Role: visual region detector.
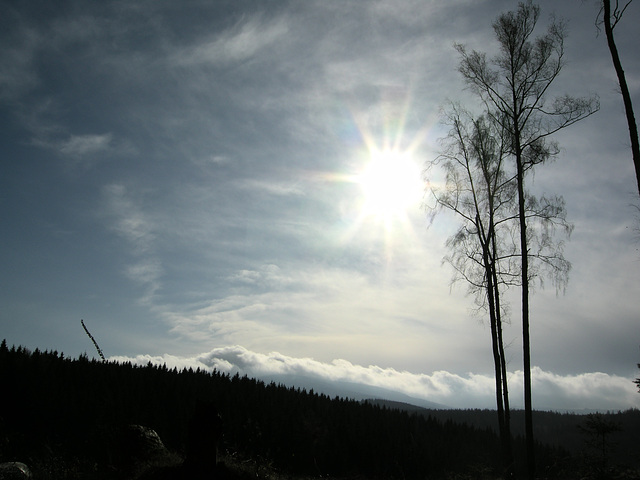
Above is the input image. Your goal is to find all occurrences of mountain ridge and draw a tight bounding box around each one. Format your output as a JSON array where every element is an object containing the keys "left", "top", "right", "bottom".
[{"left": 257, "top": 373, "right": 449, "bottom": 409}]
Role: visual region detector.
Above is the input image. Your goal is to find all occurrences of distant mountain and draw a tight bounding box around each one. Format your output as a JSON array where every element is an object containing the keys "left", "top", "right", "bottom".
[
  {"left": 257, "top": 373, "right": 449, "bottom": 410},
  {"left": 365, "top": 398, "right": 436, "bottom": 413}
]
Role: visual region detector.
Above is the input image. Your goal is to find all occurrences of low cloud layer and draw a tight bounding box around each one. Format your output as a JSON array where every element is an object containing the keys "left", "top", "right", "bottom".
[{"left": 111, "top": 345, "right": 640, "bottom": 412}]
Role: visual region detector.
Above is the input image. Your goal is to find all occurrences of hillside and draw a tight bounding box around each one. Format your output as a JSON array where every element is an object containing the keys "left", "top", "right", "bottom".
[
  {"left": 262, "top": 373, "right": 448, "bottom": 409},
  {"left": 369, "top": 399, "right": 640, "bottom": 467},
  {"left": 0, "top": 341, "right": 638, "bottom": 479}
]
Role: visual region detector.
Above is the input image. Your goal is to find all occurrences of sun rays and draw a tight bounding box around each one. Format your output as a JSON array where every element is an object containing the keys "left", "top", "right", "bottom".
[{"left": 329, "top": 88, "right": 432, "bottom": 262}]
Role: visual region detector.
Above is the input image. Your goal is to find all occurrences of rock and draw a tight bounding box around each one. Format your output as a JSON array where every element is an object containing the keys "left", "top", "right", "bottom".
[
  {"left": 0, "top": 462, "right": 32, "bottom": 480},
  {"left": 123, "top": 424, "right": 170, "bottom": 461},
  {"left": 116, "top": 424, "right": 177, "bottom": 476}
]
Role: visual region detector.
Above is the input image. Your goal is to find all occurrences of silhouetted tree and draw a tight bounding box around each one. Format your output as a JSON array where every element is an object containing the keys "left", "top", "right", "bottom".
[
  {"left": 428, "top": 105, "right": 516, "bottom": 475},
  {"left": 454, "top": 2, "right": 599, "bottom": 478},
  {"left": 597, "top": 0, "right": 640, "bottom": 196}
]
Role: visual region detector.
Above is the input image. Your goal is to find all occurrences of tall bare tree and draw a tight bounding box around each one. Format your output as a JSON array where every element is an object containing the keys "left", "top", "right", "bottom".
[
  {"left": 598, "top": 0, "right": 640, "bottom": 196},
  {"left": 428, "top": 105, "right": 516, "bottom": 475},
  {"left": 454, "top": 2, "right": 598, "bottom": 477}
]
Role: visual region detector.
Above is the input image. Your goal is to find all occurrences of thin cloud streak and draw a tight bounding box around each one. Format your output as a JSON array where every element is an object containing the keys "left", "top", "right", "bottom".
[
  {"left": 111, "top": 345, "right": 640, "bottom": 411},
  {"left": 58, "top": 133, "right": 113, "bottom": 157},
  {"left": 102, "top": 183, "right": 163, "bottom": 306},
  {"left": 170, "top": 16, "right": 289, "bottom": 67}
]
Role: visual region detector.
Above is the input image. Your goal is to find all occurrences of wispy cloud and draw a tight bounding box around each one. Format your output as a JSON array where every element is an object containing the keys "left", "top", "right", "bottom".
[
  {"left": 170, "top": 16, "right": 289, "bottom": 67},
  {"left": 227, "top": 264, "right": 291, "bottom": 287},
  {"left": 237, "top": 178, "right": 306, "bottom": 197},
  {"left": 58, "top": 133, "right": 113, "bottom": 157},
  {"left": 125, "top": 259, "right": 163, "bottom": 289},
  {"left": 103, "top": 183, "right": 163, "bottom": 305},
  {"left": 160, "top": 262, "right": 432, "bottom": 344},
  {"left": 103, "top": 184, "right": 156, "bottom": 254},
  {"left": 111, "top": 344, "right": 640, "bottom": 411},
  {"left": 28, "top": 130, "right": 117, "bottom": 169}
]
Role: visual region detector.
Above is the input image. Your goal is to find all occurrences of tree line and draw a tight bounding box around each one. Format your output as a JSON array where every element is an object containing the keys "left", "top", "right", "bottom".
[{"left": 0, "top": 340, "right": 596, "bottom": 479}]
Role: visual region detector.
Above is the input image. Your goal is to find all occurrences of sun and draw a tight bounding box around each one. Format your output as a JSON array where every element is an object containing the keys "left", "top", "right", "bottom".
[{"left": 356, "top": 150, "right": 423, "bottom": 224}]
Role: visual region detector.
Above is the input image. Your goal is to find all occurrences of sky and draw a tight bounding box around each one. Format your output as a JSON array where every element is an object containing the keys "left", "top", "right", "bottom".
[{"left": 1, "top": 0, "right": 639, "bottom": 412}]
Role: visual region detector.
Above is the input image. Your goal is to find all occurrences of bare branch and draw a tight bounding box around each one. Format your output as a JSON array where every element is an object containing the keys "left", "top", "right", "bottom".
[{"left": 81, "top": 319, "right": 106, "bottom": 362}]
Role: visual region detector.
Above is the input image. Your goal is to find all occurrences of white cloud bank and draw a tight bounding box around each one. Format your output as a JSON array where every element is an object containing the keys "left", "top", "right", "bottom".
[{"left": 110, "top": 345, "right": 640, "bottom": 412}]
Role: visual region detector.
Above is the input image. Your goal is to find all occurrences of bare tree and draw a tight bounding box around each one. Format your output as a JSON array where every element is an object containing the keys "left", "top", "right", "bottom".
[
  {"left": 428, "top": 105, "right": 516, "bottom": 475},
  {"left": 597, "top": 0, "right": 640, "bottom": 196},
  {"left": 428, "top": 103, "right": 574, "bottom": 477},
  {"left": 454, "top": 2, "right": 598, "bottom": 477}
]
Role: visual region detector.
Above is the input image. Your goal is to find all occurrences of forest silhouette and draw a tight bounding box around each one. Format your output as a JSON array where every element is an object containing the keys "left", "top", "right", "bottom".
[{"left": 1, "top": 340, "right": 638, "bottom": 479}]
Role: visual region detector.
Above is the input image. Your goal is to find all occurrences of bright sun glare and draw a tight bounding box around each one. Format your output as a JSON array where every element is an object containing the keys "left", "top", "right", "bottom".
[{"left": 356, "top": 150, "right": 423, "bottom": 223}]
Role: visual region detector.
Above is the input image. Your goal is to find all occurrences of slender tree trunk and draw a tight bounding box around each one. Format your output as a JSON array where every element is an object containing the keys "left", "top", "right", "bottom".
[
  {"left": 479, "top": 136, "right": 514, "bottom": 476},
  {"left": 488, "top": 276, "right": 506, "bottom": 429},
  {"left": 603, "top": 0, "right": 640, "bottom": 196},
  {"left": 486, "top": 259, "right": 507, "bottom": 460},
  {"left": 491, "top": 240, "right": 514, "bottom": 476},
  {"left": 514, "top": 123, "right": 535, "bottom": 480},
  {"left": 478, "top": 218, "right": 508, "bottom": 467}
]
